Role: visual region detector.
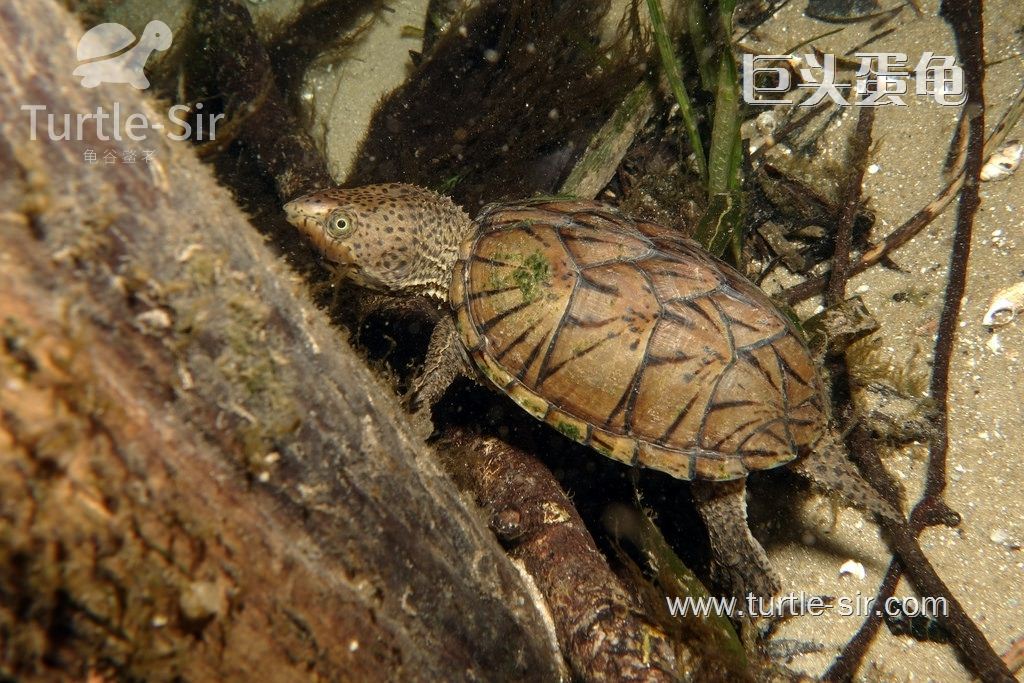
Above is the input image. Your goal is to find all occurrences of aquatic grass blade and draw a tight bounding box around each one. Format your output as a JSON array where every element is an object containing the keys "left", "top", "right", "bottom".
[
  {"left": 605, "top": 504, "right": 749, "bottom": 673},
  {"left": 693, "top": 0, "right": 745, "bottom": 259},
  {"left": 646, "top": 0, "right": 708, "bottom": 182},
  {"left": 684, "top": 0, "right": 716, "bottom": 91}
]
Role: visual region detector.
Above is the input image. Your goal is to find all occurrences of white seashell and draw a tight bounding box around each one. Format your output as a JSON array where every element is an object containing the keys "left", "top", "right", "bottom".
[
  {"left": 990, "top": 529, "right": 1022, "bottom": 550},
  {"left": 983, "top": 281, "right": 1024, "bottom": 326},
  {"left": 980, "top": 140, "right": 1023, "bottom": 181},
  {"left": 839, "top": 559, "right": 866, "bottom": 580},
  {"left": 755, "top": 111, "right": 777, "bottom": 136},
  {"left": 135, "top": 308, "right": 172, "bottom": 331}
]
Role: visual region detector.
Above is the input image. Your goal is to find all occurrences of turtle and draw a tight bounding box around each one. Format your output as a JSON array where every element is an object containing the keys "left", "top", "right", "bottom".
[
  {"left": 284, "top": 183, "right": 898, "bottom": 598},
  {"left": 73, "top": 20, "right": 172, "bottom": 89}
]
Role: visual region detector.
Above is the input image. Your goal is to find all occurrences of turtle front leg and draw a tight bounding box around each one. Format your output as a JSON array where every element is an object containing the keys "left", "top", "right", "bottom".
[
  {"left": 692, "top": 479, "right": 781, "bottom": 600},
  {"left": 409, "top": 314, "right": 468, "bottom": 422}
]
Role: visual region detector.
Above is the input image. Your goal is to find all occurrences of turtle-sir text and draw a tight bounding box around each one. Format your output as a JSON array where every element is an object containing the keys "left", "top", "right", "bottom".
[{"left": 21, "top": 102, "right": 223, "bottom": 143}]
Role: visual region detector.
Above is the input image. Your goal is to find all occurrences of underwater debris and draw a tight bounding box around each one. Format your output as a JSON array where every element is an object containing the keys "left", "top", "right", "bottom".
[
  {"left": 751, "top": 164, "right": 875, "bottom": 274},
  {"left": 982, "top": 281, "right": 1024, "bottom": 327},
  {"left": 802, "top": 295, "right": 879, "bottom": 356},
  {"left": 805, "top": 0, "right": 881, "bottom": 23},
  {"left": 883, "top": 607, "right": 951, "bottom": 644},
  {"left": 980, "top": 140, "right": 1023, "bottom": 181},
  {"left": 839, "top": 559, "right": 866, "bottom": 580},
  {"left": 989, "top": 528, "right": 1022, "bottom": 551}
]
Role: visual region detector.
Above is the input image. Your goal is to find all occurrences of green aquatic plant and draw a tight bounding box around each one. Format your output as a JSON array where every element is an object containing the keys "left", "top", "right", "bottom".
[
  {"left": 646, "top": 0, "right": 744, "bottom": 261},
  {"left": 647, "top": 0, "right": 707, "bottom": 182},
  {"left": 511, "top": 251, "right": 551, "bottom": 303}
]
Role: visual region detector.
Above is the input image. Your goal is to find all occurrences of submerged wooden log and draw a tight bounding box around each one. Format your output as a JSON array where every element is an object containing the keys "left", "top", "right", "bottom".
[
  {"left": 441, "top": 430, "right": 681, "bottom": 681},
  {"left": 0, "top": 1, "right": 561, "bottom": 680}
]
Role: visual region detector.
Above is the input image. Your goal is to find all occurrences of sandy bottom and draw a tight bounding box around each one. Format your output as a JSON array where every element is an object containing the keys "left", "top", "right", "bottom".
[
  {"left": 300, "top": 0, "right": 430, "bottom": 181},
  {"left": 748, "top": 1, "right": 1024, "bottom": 680}
]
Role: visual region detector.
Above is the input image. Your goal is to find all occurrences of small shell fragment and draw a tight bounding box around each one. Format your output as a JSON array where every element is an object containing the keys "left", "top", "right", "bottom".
[
  {"left": 135, "top": 308, "right": 172, "bottom": 333},
  {"left": 839, "top": 559, "right": 866, "bottom": 580},
  {"left": 755, "top": 111, "right": 777, "bottom": 135},
  {"left": 989, "top": 529, "right": 1022, "bottom": 550},
  {"left": 980, "top": 140, "right": 1023, "bottom": 181},
  {"left": 983, "top": 281, "right": 1024, "bottom": 327}
]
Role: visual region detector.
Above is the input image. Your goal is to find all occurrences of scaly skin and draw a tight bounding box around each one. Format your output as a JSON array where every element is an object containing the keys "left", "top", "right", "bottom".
[
  {"left": 285, "top": 182, "right": 478, "bottom": 420},
  {"left": 284, "top": 183, "right": 475, "bottom": 301}
]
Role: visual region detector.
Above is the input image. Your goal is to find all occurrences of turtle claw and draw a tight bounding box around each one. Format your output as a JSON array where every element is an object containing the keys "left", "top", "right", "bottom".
[
  {"left": 408, "top": 316, "right": 467, "bottom": 419},
  {"left": 714, "top": 560, "right": 782, "bottom": 605},
  {"left": 410, "top": 402, "right": 438, "bottom": 438}
]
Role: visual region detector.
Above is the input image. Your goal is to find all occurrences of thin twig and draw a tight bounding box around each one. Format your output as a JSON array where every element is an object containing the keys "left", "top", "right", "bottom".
[
  {"left": 736, "top": 0, "right": 792, "bottom": 44},
  {"left": 825, "top": 106, "right": 875, "bottom": 306},
  {"left": 779, "top": 78, "right": 1024, "bottom": 305},
  {"left": 811, "top": 105, "right": 889, "bottom": 681},
  {"left": 904, "top": 11, "right": 1011, "bottom": 675},
  {"left": 823, "top": 1, "right": 1015, "bottom": 680},
  {"left": 822, "top": 429, "right": 907, "bottom": 682},
  {"left": 826, "top": 429, "right": 1006, "bottom": 681}
]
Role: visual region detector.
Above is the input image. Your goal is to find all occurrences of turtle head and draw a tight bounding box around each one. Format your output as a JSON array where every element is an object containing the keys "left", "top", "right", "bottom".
[
  {"left": 141, "top": 20, "right": 172, "bottom": 52},
  {"left": 284, "top": 183, "right": 475, "bottom": 300}
]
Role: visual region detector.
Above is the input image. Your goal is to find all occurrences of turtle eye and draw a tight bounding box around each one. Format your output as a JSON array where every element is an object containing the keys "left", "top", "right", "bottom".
[{"left": 325, "top": 212, "right": 353, "bottom": 238}]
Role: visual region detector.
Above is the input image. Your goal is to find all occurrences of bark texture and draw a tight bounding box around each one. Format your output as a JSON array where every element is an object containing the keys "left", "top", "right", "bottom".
[
  {"left": 441, "top": 430, "right": 684, "bottom": 682},
  {"left": 0, "top": 2, "right": 561, "bottom": 680}
]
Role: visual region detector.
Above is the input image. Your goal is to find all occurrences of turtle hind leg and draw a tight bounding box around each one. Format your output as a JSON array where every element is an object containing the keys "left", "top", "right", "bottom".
[
  {"left": 791, "top": 445, "right": 902, "bottom": 522},
  {"left": 692, "top": 478, "right": 781, "bottom": 600},
  {"left": 408, "top": 315, "right": 468, "bottom": 424}
]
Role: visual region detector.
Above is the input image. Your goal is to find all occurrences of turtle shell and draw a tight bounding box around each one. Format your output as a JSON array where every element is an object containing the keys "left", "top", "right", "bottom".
[
  {"left": 450, "top": 200, "right": 827, "bottom": 481},
  {"left": 77, "top": 23, "right": 137, "bottom": 62}
]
